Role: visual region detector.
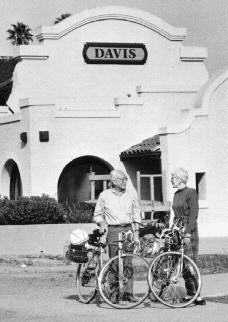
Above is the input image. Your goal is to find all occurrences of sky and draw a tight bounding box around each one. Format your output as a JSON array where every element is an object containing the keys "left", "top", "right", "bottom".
[{"left": 0, "top": 0, "right": 227, "bottom": 76}]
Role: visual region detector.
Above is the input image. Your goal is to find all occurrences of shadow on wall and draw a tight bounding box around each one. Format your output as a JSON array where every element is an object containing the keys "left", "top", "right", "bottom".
[{"left": 123, "top": 157, "right": 161, "bottom": 196}]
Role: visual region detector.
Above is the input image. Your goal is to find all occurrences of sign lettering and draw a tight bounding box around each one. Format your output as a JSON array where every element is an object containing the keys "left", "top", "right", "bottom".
[{"left": 83, "top": 43, "right": 147, "bottom": 64}]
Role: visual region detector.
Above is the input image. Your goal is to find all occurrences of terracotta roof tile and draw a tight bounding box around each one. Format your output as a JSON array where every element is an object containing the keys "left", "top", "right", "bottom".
[{"left": 120, "top": 135, "right": 160, "bottom": 159}]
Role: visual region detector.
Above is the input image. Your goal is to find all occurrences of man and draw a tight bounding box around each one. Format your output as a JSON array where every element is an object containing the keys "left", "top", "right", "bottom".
[{"left": 93, "top": 169, "right": 141, "bottom": 302}]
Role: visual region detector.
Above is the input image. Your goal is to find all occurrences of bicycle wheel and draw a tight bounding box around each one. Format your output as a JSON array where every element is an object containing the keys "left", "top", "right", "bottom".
[
  {"left": 148, "top": 251, "right": 202, "bottom": 308},
  {"left": 76, "top": 249, "right": 99, "bottom": 303},
  {"left": 98, "top": 253, "right": 149, "bottom": 309}
]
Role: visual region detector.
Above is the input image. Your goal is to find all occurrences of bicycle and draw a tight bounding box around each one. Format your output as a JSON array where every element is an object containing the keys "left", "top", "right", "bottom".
[
  {"left": 73, "top": 228, "right": 149, "bottom": 309},
  {"left": 75, "top": 229, "right": 106, "bottom": 304},
  {"left": 147, "top": 221, "right": 202, "bottom": 308},
  {"left": 97, "top": 229, "right": 149, "bottom": 309}
]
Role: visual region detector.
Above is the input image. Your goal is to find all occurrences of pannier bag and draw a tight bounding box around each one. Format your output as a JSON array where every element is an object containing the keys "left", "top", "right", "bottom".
[
  {"left": 141, "top": 234, "right": 164, "bottom": 257},
  {"left": 67, "top": 244, "right": 88, "bottom": 263},
  {"left": 67, "top": 229, "right": 89, "bottom": 263}
]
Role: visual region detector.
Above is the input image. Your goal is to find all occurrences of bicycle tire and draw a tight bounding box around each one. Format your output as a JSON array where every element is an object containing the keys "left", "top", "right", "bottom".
[
  {"left": 98, "top": 253, "right": 149, "bottom": 309},
  {"left": 76, "top": 249, "right": 99, "bottom": 303},
  {"left": 148, "top": 251, "right": 202, "bottom": 308}
]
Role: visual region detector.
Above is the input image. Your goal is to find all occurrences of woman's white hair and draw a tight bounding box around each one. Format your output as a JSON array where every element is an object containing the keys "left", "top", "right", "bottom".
[{"left": 171, "top": 167, "right": 189, "bottom": 184}]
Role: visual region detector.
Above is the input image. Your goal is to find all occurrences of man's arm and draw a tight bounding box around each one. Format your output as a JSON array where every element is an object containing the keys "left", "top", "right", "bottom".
[
  {"left": 169, "top": 208, "right": 174, "bottom": 228},
  {"left": 131, "top": 196, "right": 141, "bottom": 241},
  {"left": 132, "top": 196, "right": 141, "bottom": 224},
  {"left": 93, "top": 193, "right": 107, "bottom": 233}
]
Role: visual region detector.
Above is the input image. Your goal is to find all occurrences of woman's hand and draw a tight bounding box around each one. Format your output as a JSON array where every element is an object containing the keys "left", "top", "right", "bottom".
[{"left": 184, "top": 234, "right": 191, "bottom": 246}]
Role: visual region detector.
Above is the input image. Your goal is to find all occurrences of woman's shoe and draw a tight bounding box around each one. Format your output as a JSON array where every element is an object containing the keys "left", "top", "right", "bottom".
[
  {"left": 182, "top": 296, "right": 193, "bottom": 303},
  {"left": 194, "top": 297, "right": 206, "bottom": 305},
  {"left": 111, "top": 296, "right": 119, "bottom": 304}
]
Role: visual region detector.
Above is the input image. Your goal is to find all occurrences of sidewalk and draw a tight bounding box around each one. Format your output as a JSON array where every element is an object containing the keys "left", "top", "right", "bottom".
[
  {"left": 2, "top": 261, "right": 226, "bottom": 298},
  {"left": 201, "top": 273, "right": 228, "bottom": 297}
]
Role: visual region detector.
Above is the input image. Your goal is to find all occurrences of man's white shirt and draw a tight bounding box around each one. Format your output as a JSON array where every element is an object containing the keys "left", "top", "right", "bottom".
[{"left": 94, "top": 188, "right": 141, "bottom": 226}]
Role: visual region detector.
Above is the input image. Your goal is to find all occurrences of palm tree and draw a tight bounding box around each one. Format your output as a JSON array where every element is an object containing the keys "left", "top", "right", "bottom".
[
  {"left": 54, "top": 13, "right": 71, "bottom": 24},
  {"left": 6, "top": 22, "right": 33, "bottom": 46}
]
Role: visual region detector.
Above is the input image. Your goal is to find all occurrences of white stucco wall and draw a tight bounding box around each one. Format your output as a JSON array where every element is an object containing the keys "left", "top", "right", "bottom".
[
  {"left": 0, "top": 112, "right": 32, "bottom": 196},
  {"left": 1, "top": 7, "right": 208, "bottom": 196},
  {"left": 2, "top": 6, "right": 226, "bottom": 238},
  {"left": 160, "top": 70, "right": 228, "bottom": 237},
  {"left": 0, "top": 224, "right": 225, "bottom": 256},
  {"left": 8, "top": 6, "right": 208, "bottom": 113}
]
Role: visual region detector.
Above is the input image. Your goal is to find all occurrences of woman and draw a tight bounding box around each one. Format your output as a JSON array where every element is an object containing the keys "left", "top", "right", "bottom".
[{"left": 171, "top": 167, "right": 206, "bottom": 305}]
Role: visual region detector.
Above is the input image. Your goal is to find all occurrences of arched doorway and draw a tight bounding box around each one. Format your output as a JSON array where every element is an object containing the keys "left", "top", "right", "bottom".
[
  {"left": 58, "top": 155, "right": 113, "bottom": 204},
  {"left": 2, "top": 159, "right": 22, "bottom": 199}
]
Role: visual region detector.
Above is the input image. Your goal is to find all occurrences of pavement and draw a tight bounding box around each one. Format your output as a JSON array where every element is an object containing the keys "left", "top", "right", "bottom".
[
  {"left": 200, "top": 273, "right": 228, "bottom": 298},
  {"left": 0, "top": 263, "right": 228, "bottom": 322}
]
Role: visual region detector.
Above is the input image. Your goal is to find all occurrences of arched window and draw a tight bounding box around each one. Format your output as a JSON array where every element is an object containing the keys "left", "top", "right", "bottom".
[
  {"left": 10, "top": 163, "right": 22, "bottom": 200},
  {"left": 1, "top": 159, "right": 22, "bottom": 199},
  {"left": 58, "top": 155, "right": 113, "bottom": 204}
]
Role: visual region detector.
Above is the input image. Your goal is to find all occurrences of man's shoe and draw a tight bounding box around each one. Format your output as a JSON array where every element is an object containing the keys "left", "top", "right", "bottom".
[
  {"left": 122, "top": 292, "right": 138, "bottom": 303},
  {"left": 110, "top": 291, "right": 119, "bottom": 304},
  {"left": 194, "top": 297, "right": 206, "bottom": 305},
  {"left": 111, "top": 296, "right": 119, "bottom": 304},
  {"left": 148, "top": 291, "right": 158, "bottom": 302}
]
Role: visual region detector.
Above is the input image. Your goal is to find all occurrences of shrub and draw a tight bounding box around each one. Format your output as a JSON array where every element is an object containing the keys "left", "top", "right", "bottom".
[
  {"left": 197, "top": 254, "right": 228, "bottom": 274},
  {"left": 0, "top": 195, "right": 67, "bottom": 225},
  {"left": 62, "top": 201, "right": 94, "bottom": 223},
  {"left": 0, "top": 196, "right": 94, "bottom": 224}
]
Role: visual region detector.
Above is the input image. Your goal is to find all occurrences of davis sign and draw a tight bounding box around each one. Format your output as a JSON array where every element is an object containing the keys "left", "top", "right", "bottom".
[{"left": 83, "top": 42, "right": 147, "bottom": 64}]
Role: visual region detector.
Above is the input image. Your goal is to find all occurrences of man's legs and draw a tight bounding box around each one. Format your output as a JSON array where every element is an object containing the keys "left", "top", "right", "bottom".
[{"left": 106, "top": 225, "right": 136, "bottom": 302}]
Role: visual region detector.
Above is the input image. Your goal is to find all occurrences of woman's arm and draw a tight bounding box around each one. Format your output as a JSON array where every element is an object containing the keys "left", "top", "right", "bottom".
[{"left": 185, "top": 188, "right": 199, "bottom": 234}]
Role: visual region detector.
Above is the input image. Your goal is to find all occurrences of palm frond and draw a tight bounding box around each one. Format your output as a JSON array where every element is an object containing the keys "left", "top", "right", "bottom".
[
  {"left": 6, "top": 22, "right": 33, "bottom": 46},
  {"left": 54, "top": 13, "right": 71, "bottom": 24}
]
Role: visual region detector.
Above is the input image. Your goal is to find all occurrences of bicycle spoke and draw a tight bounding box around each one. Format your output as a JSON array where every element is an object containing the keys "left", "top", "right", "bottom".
[
  {"left": 76, "top": 250, "right": 99, "bottom": 303},
  {"left": 98, "top": 254, "right": 149, "bottom": 309},
  {"left": 148, "top": 252, "right": 201, "bottom": 308}
]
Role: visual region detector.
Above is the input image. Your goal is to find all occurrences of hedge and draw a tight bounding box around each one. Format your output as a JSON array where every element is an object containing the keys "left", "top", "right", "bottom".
[
  {"left": 0, "top": 195, "right": 94, "bottom": 225},
  {"left": 63, "top": 201, "right": 94, "bottom": 224}
]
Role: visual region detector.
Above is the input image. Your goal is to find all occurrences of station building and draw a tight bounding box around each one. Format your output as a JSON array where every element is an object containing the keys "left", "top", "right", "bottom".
[{"left": 0, "top": 6, "right": 227, "bottom": 237}]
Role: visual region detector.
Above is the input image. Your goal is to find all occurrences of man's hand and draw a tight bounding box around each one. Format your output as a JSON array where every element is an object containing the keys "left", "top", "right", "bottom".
[
  {"left": 133, "top": 227, "right": 141, "bottom": 252},
  {"left": 133, "top": 235, "right": 140, "bottom": 244},
  {"left": 98, "top": 221, "right": 107, "bottom": 234},
  {"left": 133, "top": 236, "right": 141, "bottom": 253}
]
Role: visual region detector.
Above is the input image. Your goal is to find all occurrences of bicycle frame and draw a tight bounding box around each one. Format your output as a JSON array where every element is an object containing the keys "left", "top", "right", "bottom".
[
  {"left": 117, "top": 230, "right": 134, "bottom": 298},
  {"left": 83, "top": 230, "right": 135, "bottom": 291},
  {"left": 87, "top": 244, "right": 106, "bottom": 287},
  {"left": 77, "top": 228, "right": 145, "bottom": 306},
  {"left": 157, "top": 221, "right": 195, "bottom": 283}
]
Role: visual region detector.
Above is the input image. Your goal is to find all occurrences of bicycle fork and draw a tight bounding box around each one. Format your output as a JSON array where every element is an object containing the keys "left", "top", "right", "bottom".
[
  {"left": 118, "top": 252, "right": 125, "bottom": 298},
  {"left": 169, "top": 251, "right": 184, "bottom": 283}
]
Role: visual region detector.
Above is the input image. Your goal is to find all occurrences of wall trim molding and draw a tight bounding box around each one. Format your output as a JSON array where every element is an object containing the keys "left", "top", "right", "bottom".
[
  {"left": 55, "top": 109, "right": 120, "bottom": 118},
  {"left": 136, "top": 84, "right": 199, "bottom": 94},
  {"left": 35, "top": 7, "right": 186, "bottom": 42},
  {"left": 180, "top": 46, "right": 207, "bottom": 62},
  {"left": 0, "top": 113, "right": 21, "bottom": 125},
  {"left": 114, "top": 97, "right": 143, "bottom": 106},
  {"left": 12, "top": 45, "right": 49, "bottom": 61}
]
